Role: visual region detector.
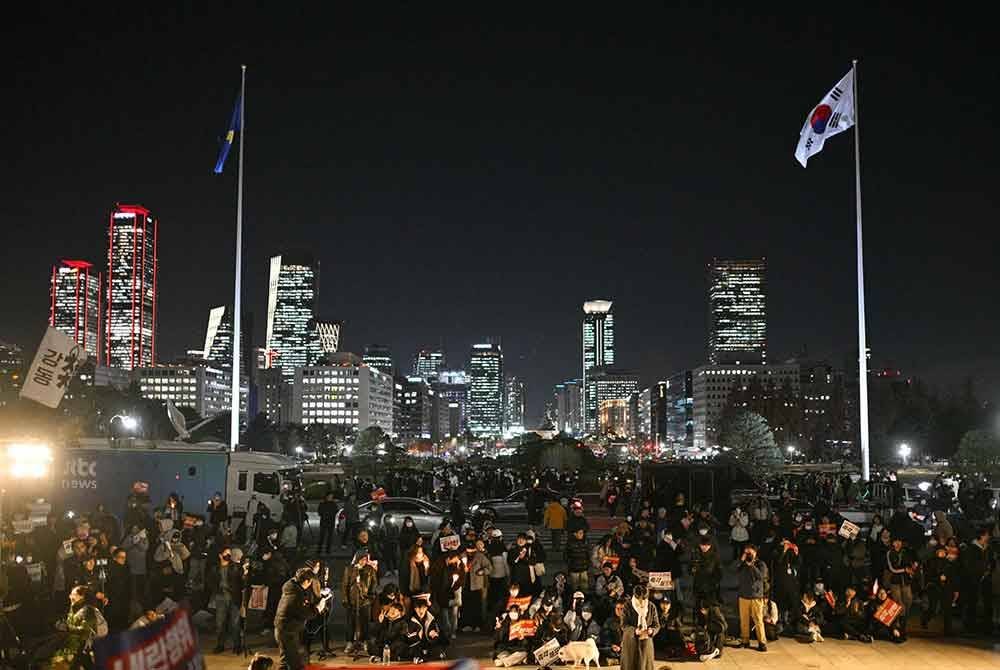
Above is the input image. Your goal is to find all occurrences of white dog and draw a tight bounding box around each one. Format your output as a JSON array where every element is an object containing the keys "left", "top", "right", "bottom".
[{"left": 557, "top": 638, "right": 601, "bottom": 669}]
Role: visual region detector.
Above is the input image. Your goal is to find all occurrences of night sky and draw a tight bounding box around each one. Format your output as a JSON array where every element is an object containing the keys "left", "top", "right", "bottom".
[{"left": 2, "top": 6, "right": 997, "bottom": 425}]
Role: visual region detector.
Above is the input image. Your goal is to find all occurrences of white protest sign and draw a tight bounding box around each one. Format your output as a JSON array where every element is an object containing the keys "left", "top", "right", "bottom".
[
  {"left": 838, "top": 520, "right": 860, "bottom": 540},
  {"left": 439, "top": 534, "right": 461, "bottom": 552},
  {"left": 19, "top": 327, "right": 88, "bottom": 408},
  {"left": 534, "top": 637, "right": 562, "bottom": 667},
  {"left": 648, "top": 571, "right": 673, "bottom": 590}
]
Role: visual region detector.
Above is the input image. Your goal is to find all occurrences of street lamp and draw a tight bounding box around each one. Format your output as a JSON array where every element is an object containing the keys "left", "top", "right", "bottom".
[
  {"left": 111, "top": 413, "right": 139, "bottom": 432},
  {"left": 898, "top": 443, "right": 911, "bottom": 466}
]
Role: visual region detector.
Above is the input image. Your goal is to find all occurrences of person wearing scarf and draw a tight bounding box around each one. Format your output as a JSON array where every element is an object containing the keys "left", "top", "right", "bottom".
[{"left": 620, "top": 585, "right": 659, "bottom": 670}]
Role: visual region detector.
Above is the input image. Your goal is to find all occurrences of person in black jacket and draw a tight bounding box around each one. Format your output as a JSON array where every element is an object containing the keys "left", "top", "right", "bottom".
[
  {"left": 369, "top": 601, "right": 410, "bottom": 662},
  {"left": 959, "top": 526, "right": 990, "bottom": 635},
  {"left": 564, "top": 528, "right": 591, "bottom": 593},
  {"left": 105, "top": 548, "right": 133, "bottom": 633},
  {"left": 207, "top": 547, "right": 245, "bottom": 654},
  {"left": 692, "top": 536, "right": 721, "bottom": 609},
  {"left": 507, "top": 534, "right": 535, "bottom": 592},
  {"left": 317, "top": 493, "right": 338, "bottom": 556},
  {"left": 493, "top": 604, "right": 531, "bottom": 667},
  {"left": 275, "top": 568, "right": 327, "bottom": 670},
  {"left": 922, "top": 544, "right": 958, "bottom": 634},
  {"left": 406, "top": 597, "right": 448, "bottom": 661}
]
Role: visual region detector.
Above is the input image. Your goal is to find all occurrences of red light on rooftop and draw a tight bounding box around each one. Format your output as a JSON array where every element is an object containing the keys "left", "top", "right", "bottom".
[
  {"left": 61, "top": 260, "right": 93, "bottom": 270},
  {"left": 115, "top": 204, "right": 151, "bottom": 215}
]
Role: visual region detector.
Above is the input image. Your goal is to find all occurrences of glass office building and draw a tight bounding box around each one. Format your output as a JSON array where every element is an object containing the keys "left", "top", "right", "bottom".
[
  {"left": 106, "top": 204, "right": 158, "bottom": 370},
  {"left": 468, "top": 342, "right": 504, "bottom": 437},
  {"left": 51, "top": 260, "right": 101, "bottom": 362},
  {"left": 708, "top": 258, "right": 767, "bottom": 365}
]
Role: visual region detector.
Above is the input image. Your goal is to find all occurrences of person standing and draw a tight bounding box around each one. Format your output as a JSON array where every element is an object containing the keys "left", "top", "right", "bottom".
[
  {"left": 207, "top": 547, "right": 245, "bottom": 654},
  {"left": 884, "top": 537, "right": 914, "bottom": 633},
  {"left": 736, "top": 544, "right": 768, "bottom": 652},
  {"left": 275, "top": 568, "right": 326, "bottom": 670},
  {"left": 342, "top": 550, "right": 378, "bottom": 654},
  {"left": 105, "top": 548, "right": 133, "bottom": 633},
  {"left": 342, "top": 494, "right": 359, "bottom": 549},
  {"left": 460, "top": 540, "right": 491, "bottom": 632},
  {"left": 620, "top": 585, "right": 659, "bottom": 670},
  {"left": 959, "top": 526, "right": 990, "bottom": 635},
  {"left": 564, "top": 528, "right": 591, "bottom": 593},
  {"left": 543, "top": 498, "right": 567, "bottom": 553},
  {"left": 729, "top": 506, "right": 750, "bottom": 561},
  {"left": 317, "top": 492, "right": 338, "bottom": 555}
]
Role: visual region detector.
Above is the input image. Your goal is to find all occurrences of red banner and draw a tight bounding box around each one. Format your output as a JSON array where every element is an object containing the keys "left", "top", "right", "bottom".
[
  {"left": 874, "top": 598, "right": 903, "bottom": 626},
  {"left": 509, "top": 619, "right": 538, "bottom": 640}
]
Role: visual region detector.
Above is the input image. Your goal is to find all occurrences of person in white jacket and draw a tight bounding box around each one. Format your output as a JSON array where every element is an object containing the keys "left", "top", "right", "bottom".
[{"left": 729, "top": 506, "right": 750, "bottom": 561}]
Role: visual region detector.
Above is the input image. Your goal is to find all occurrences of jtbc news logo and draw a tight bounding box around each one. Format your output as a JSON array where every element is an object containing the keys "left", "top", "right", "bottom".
[{"left": 62, "top": 458, "right": 98, "bottom": 489}]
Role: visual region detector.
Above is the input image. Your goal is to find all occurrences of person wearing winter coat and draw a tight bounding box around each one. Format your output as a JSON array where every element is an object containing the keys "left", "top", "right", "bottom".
[
  {"left": 693, "top": 597, "right": 727, "bottom": 662},
  {"left": 460, "top": 541, "right": 491, "bottom": 632},
  {"left": 121, "top": 524, "right": 150, "bottom": 600},
  {"left": 691, "top": 536, "right": 721, "bottom": 608},
  {"left": 599, "top": 599, "right": 626, "bottom": 664},
  {"left": 206, "top": 547, "right": 245, "bottom": 654},
  {"left": 793, "top": 592, "right": 825, "bottom": 642},
  {"left": 620, "top": 585, "right": 659, "bottom": 670},
  {"left": 729, "top": 506, "right": 750, "bottom": 560},
  {"left": 532, "top": 612, "right": 570, "bottom": 668},
  {"left": 771, "top": 540, "right": 800, "bottom": 623},
  {"left": 429, "top": 552, "right": 465, "bottom": 639},
  {"left": 342, "top": 550, "right": 378, "bottom": 654},
  {"left": 836, "top": 586, "right": 872, "bottom": 641},
  {"left": 368, "top": 601, "right": 410, "bottom": 662},
  {"left": 566, "top": 601, "right": 600, "bottom": 642},
  {"left": 931, "top": 511, "right": 954, "bottom": 546},
  {"left": 543, "top": 499, "right": 568, "bottom": 553},
  {"left": 406, "top": 597, "right": 449, "bottom": 661},
  {"left": 507, "top": 534, "right": 536, "bottom": 592},
  {"left": 564, "top": 528, "right": 591, "bottom": 592},
  {"left": 493, "top": 604, "right": 531, "bottom": 667},
  {"left": 868, "top": 588, "right": 906, "bottom": 642}
]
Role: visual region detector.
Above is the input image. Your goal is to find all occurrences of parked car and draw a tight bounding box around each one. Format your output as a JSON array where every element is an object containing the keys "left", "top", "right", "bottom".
[
  {"left": 470, "top": 487, "right": 567, "bottom": 522},
  {"left": 336, "top": 497, "right": 448, "bottom": 536}
]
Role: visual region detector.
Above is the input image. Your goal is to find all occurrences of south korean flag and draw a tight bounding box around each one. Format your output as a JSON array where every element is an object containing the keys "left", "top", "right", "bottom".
[{"left": 795, "top": 69, "right": 855, "bottom": 167}]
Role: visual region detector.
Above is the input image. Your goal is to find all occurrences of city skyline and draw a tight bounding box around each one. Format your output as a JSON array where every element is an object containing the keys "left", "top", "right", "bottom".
[{"left": 2, "top": 7, "right": 998, "bottom": 426}]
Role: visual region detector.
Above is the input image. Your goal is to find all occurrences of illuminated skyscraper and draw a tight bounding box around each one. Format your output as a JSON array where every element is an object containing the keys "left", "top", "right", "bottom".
[
  {"left": 50, "top": 260, "right": 101, "bottom": 362},
  {"left": 203, "top": 306, "right": 231, "bottom": 364},
  {"left": 505, "top": 375, "right": 526, "bottom": 434},
  {"left": 315, "top": 321, "right": 342, "bottom": 358},
  {"left": 363, "top": 344, "right": 394, "bottom": 375},
  {"left": 468, "top": 342, "right": 503, "bottom": 437},
  {"left": 708, "top": 258, "right": 767, "bottom": 365},
  {"left": 412, "top": 349, "right": 445, "bottom": 381},
  {"left": 582, "top": 300, "right": 615, "bottom": 433},
  {"left": 265, "top": 253, "right": 320, "bottom": 379},
  {"left": 554, "top": 379, "right": 583, "bottom": 435},
  {"left": 106, "top": 204, "right": 158, "bottom": 370}
]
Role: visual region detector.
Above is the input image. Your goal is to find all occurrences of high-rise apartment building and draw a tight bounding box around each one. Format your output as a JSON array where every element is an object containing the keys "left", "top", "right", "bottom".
[
  {"left": 708, "top": 258, "right": 767, "bottom": 365},
  {"left": 265, "top": 254, "right": 320, "bottom": 379},
  {"left": 106, "top": 204, "right": 158, "bottom": 370},
  {"left": 363, "top": 345, "right": 394, "bottom": 376},
  {"left": 582, "top": 300, "right": 615, "bottom": 432},
  {"left": 412, "top": 349, "right": 446, "bottom": 381},
  {"left": 505, "top": 375, "right": 526, "bottom": 435},
  {"left": 553, "top": 379, "right": 583, "bottom": 435},
  {"left": 50, "top": 260, "right": 101, "bottom": 362},
  {"left": 468, "top": 342, "right": 503, "bottom": 437}
]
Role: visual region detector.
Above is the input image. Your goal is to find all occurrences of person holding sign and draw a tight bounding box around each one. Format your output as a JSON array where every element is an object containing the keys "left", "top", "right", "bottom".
[
  {"left": 493, "top": 604, "right": 531, "bottom": 667},
  {"left": 532, "top": 612, "right": 569, "bottom": 669},
  {"left": 868, "top": 588, "right": 906, "bottom": 643},
  {"left": 620, "top": 585, "right": 659, "bottom": 670}
]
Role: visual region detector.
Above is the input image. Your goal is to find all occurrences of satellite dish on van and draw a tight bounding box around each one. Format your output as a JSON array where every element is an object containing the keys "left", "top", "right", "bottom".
[{"left": 166, "top": 400, "right": 190, "bottom": 440}]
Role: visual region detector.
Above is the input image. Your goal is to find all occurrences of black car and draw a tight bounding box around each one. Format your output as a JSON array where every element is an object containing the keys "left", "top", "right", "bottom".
[{"left": 469, "top": 487, "right": 567, "bottom": 522}]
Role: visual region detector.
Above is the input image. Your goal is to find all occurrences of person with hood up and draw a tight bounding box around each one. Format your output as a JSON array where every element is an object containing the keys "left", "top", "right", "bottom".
[
  {"left": 620, "top": 585, "right": 659, "bottom": 670},
  {"left": 341, "top": 549, "right": 378, "bottom": 654},
  {"left": 931, "top": 510, "right": 954, "bottom": 545},
  {"left": 493, "top": 603, "right": 531, "bottom": 667}
]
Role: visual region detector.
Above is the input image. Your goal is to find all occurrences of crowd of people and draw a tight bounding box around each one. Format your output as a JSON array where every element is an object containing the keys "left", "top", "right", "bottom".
[{"left": 2, "top": 465, "right": 999, "bottom": 669}]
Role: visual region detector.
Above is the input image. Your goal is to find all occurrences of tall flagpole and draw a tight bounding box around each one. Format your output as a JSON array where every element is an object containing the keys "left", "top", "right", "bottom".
[
  {"left": 852, "top": 59, "right": 870, "bottom": 481},
  {"left": 230, "top": 65, "right": 246, "bottom": 451}
]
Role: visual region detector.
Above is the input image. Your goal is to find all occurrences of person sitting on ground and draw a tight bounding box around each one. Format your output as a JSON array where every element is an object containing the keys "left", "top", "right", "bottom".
[
  {"left": 599, "top": 598, "right": 626, "bottom": 665},
  {"left": 693, "top": 596, "right": 727, "bottom": 662},
  {"left": 532, "top": 612, "right": 570, "bottom": 669},
  {"left": 493, "top": 603, "right": 531, "bottom": 668},
  {"left": 836, "top": 586, "right": 871, "bottom": 642},
  {"left": 369, "top": 601, "right": 410, "bottom": 662},
  {"left": 652, "top": 595, "right": 690, "bottom": 659},
  {"left": 405, "top": 596, "right": 449, "bottom": 661},
  {"left": 566, "top": 600, "right": 600, "bottom": 642},
  {"left": 868, "top": 588, "right": 906, "bottom": 643},
  {"left": 794, "top": 591, "right": 825, "bottom": 643}
]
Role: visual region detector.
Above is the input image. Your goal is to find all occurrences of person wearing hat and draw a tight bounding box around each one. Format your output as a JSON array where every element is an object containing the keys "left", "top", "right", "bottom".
[
  {"left": 565, "top": 594, "right": 599, "bottom": 641},
  {"left": 693, "top": 594, "right": 727, "bottom": 662},
  {"left": 341, "top": 549, "right": 378, "bottom": 655},
  {"left": 567, "top": 500, "right": 590, "bottom": 536},
  {"left": 493, "top": 603, "right": 530, "bottom": 667}
]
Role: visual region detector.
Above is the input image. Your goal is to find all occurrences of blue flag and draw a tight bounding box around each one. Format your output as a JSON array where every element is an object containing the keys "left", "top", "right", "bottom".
[{"left": 213, "top": 94, "right": 241, "bottom": 174}]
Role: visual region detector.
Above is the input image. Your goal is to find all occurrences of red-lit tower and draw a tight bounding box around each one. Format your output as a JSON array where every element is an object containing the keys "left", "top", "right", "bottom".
[
  {"left": 105, "top": 204, "right": 158, "bottom": 370},
  {"left": 50, "top": 260, "right": 102, "bottom": 363}
]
